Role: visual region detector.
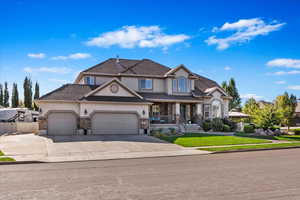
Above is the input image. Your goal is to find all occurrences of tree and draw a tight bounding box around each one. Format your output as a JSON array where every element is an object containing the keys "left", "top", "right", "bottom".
[
  {"left": 254, "top": 104, "right": 278, "bottom": 130},
  {"left": 11, "top": 83, "right": 19, "bottom": 108},
  {"left": 23, "top": 77, "right": 33, "bottom": 109},
  {"left": 275, "top": 92, "right": 297, "bottom": 131},
  {"left": 243, "top": 98, "right": 259, "bottom": 122},
  {"left": 33, "top": 82, "right": 40, "bottom": 111},
  {"left": 0, "top": 83, "right": 3, "bottom": 106},
  {"left": 222, "top": 78, "right": 241, "bottom": 110},
  {"left": 3, "top": 82, "right": 9, "bottom": 107}
]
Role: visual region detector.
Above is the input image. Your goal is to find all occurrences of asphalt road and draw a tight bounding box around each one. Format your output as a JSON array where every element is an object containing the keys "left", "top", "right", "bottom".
[{"left": 1, "top": 149, "right": 300, "bottom": 200}]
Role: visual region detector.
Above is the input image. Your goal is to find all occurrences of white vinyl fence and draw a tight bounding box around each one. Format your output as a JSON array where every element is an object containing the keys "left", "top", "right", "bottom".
[{"left": 0, "top": 122, "right": 39, "bottom": 135}]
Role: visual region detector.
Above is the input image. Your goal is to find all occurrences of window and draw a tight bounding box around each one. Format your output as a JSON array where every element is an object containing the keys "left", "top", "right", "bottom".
[
  {"left": 140, "top": 79, "right": 152, "bottom": 89},
  {"left": 84, "top": 76, "right": 95, "bottom": 85},
  {"left": 178, "top": 77, "right": 187, "bottom": 92},
  {"left": 204, "top": 104, "right": 210, "bottom": 118},
  {"left": 211, "top": 100, "right": 222, "bottom": 118},
  {"left": 172, "top": 79, "right": 178, "bottom": 92}
]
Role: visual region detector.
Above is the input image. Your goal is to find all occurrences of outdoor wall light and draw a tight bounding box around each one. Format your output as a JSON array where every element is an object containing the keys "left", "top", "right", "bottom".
[
  {"left": 39, "top": 108, "right": 42, "bottom": 113},
  {"left": 142, "top": 110, "right": 145, "bottom": 115},
  {"left": 84, "top": 109, "right": 88, "bottom": 115}
]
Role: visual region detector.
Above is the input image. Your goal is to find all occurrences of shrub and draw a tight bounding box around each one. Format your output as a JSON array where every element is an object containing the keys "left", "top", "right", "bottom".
[
  {"left": 244, "top": 124, "right": 255, "bottom": 133},
  {"left": 223, "top": 118, "right": 237, "bottom": 131},
  {"left": 202, "top": 121, "right": 212, "bottom": 132},
  {"left": 168, "top": 128, "right": 176, "bottom": 134},
  {"left": 292, "top": 128, "right": 300, "bottom": 135},
  {"left": 223, "top": 124, "right": 231, "bottom": 132},
  {"left": 211, "top": 118, "right": 224, "bottom": 132}
]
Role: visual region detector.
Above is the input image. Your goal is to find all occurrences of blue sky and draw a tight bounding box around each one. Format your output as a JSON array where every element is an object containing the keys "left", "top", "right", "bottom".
[{"left": 1, "top": 0, "right": 300, "bottom": 103}]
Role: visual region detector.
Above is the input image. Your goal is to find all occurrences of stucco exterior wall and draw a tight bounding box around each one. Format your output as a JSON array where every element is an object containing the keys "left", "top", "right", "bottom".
[
  {"left": 93, "top": 83, "right": 134, "bottom": 97},
  {"left": 174, "top": 68, "right": 189, "bottom": 78},
  {"left": 80, "top": 103, "right": 149, "bottom": 118},
  {"left": 153, "top": 79, "right": 165, "bottom": 93},
  {"left": 38, "top": 102, "right": 80, "bottom": 117},
  {"left": 121, "top": 77, "right": 138, "bottom": 91}
]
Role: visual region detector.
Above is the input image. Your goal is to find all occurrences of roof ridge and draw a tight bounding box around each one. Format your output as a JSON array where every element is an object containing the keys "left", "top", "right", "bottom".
[
  {"left": 120, "top": 59, "right": 145, "bottom": 74},
  {"left": 83, "top": 58, "right": 113, "bottom": 73}
]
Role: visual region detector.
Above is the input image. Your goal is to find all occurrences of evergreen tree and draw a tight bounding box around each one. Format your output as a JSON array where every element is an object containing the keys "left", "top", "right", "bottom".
[
  {"left": 3, "top": 82, "right": 9, "bottom": 107},
  {"left": 33, "top": 82, "right": 40, "bottom": 111},
  {"left": 222, "top": 78, "right": 241, "bottom": 110},
  {"left": 11, "top": 83, "right": 19, "bottom": 108},
  {"left": 0, "top": 83, "right": 3, "bottom": 106},
  {"left": 23, "top": 77, "right": 33, "bottom": 109}
]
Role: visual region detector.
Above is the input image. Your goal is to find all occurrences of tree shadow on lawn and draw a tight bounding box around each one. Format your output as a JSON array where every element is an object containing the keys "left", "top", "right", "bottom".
[{"left": 234, "top": 132, "right": 300, "bottom": 141}]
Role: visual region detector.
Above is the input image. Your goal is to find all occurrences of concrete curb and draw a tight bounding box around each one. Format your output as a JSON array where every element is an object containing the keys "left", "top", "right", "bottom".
[
  {"left": 210, "top": 145, "right": 300, "bottom": 154},
  {"left": 0, "top": 160, "right": 45, "bottom": 165}
]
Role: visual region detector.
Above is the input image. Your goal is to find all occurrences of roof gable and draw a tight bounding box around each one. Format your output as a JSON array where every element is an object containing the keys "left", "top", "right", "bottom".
[
  {"left": 165, "top": 64, "right": 193, "bottom": 77},
  {"left": 84, "top": 78, "right": 143, "bottom": 99}
]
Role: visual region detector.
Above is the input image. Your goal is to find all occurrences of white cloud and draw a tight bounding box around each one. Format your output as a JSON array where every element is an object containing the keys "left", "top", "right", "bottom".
[
  {"left": 205, "top": 18, "right": 285, "bottom": 50},
  {"left": 48, "top": 78, "right": 68, "bottom": 84},
  {"left": 52, "top": 53, "right": 91, "bottom": 60},
  {"left": 224, "top": 66, "right": 232, "bottom": 70},
  {"left": 271, "top": 70, "right": 300, "bottom": 75},
  {"left": 267, "top": 58, "right": 300, "bottom": 69},
  {"left": 241, "top": 93, "right": 263, "bottom": 100},
  {"left": 85, "top": 25, "right": 190, "bottom": 49},
  {"left": 27, "top": 53, "right": 46, "bottom": 59},
  {"left": 287, "top": 85, "right": 300, "bottom": 90},
  {"left": 24, "top": 67, "right": 71, "bottom": 74},
  {"left": 275, "top": 80, "right": 286, "bottom": 84}
]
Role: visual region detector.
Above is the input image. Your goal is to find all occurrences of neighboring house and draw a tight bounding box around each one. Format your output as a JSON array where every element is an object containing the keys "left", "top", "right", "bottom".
[
  {"left": 258, "top": 100, "right": 273, "bottom": 108},
  {"left": 294, "top": 102, "right": 300, "bottom": 126},
  {"left": 35, "top": 58, "right": 231, "bottom": 135}
]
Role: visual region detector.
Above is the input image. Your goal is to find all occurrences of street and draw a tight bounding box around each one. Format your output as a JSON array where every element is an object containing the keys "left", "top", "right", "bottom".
[{"left": 1, "top": 149, "right": 300, "bottom": 200}]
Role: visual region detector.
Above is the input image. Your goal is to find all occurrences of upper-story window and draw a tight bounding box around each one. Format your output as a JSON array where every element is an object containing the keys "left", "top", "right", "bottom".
[
  {"left": 84, "top": 76, "right": 95, "bottom": 85},
  {"left": 139, "top": 79, "right": 153, "bottom": 90},
  {"left": 173, "top": 77, "right": 190, "bottom": 93}
]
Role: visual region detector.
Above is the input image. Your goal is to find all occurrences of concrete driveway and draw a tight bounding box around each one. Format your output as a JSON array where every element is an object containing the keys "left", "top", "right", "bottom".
[{"left": 0, "top": 134, "right": 209, "bottom": 162}]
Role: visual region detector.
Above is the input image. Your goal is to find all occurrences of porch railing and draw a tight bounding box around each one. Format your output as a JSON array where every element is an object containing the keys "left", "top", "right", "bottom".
[{"left": 150, "top": 115, "right": 176, "bottom": 124}]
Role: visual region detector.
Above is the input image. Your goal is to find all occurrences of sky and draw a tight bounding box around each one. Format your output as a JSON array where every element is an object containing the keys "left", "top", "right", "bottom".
[{"left": 1, "top": 0, "right": 300, "bottom": 103}]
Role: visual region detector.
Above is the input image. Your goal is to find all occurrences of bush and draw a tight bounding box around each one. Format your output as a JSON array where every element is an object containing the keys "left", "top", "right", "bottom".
[
  {"left": 223, "top": 118, "right": 237, "bottom": 131},
  {"left": 292, "top": 128, "right": 300, "bottom": 135},
  {"left": 168, "top": 128, "right": 176, "bottom": 134},
  {"left": 202, "top": 121, "right": 212, "bottom": 132},
  {"left": 223, "top": 124, "right": 231, "bottom": 132},
  {"left": 211, "top": 118, "right": 224, "bottom": 131},
  {"left": 244, "top": 124, "right": 255, "bottom": 133}
]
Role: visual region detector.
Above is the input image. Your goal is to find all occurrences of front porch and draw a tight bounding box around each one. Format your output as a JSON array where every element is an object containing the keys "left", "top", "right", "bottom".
[{"left": 149, "top": 102, "right": 202, "bottom": 125}]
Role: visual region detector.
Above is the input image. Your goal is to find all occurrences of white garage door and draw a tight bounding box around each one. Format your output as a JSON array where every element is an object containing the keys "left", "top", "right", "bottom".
[
  {"left": 91, "top": 113, "right": 138, "bottom": 134},
  {"left": 48, "top": 112, "right": 77, "bottom": 135}
]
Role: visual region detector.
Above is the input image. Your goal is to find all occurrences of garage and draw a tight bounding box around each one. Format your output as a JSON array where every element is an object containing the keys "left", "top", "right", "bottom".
[
  {"left": 91, "top": 112, "right": 139, "bottom": 134},
  {"left": 48, "top": 112, "right": 77, "bottom": 135}
]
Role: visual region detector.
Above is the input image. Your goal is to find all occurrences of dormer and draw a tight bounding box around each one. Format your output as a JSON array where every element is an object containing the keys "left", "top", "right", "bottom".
[{"left": 164, "top": 65, "right": 198, "bottom": 95}]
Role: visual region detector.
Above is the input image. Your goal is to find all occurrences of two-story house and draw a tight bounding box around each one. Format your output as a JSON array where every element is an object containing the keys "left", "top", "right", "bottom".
[{"left": 35, "top": 58, "right": 231, "bottom": 135}]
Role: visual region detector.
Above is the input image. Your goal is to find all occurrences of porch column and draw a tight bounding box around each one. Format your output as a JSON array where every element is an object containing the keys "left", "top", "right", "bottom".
[
  {"left": 196, "top": 103, "right": 203, "bottom": 123},
  {"left": 175, "top": 103, "right": 180, "bottom": 124}
]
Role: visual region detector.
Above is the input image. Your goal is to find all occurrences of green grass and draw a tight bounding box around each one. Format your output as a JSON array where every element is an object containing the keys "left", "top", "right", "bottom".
[
  {"left": 158, "top": 133, "right": 271, "bottom": 147},
  {"left": 0, "top": 157, "right": 15, "bottom": 162},
  {"left": 199, "top": 142, "right": 300, "bottom": 152},
  {"left": 235, "top": 132, "right": 300, "bottom": 142},
  {"left": 0, "top": 151, "right": 3, "bottom": 156}
]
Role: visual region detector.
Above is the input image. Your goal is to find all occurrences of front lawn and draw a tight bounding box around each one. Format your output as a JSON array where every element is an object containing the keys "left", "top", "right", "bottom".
[
  {"left": 0, "top": 157, "right": 15, "bottom": 162},
  {"left": 235, "top": 132, "right": 300, "bottom": 142},
  {"left": 158, "top": 133, "right": 271, "bottom": 147},
  {"left": 0, "top": 150, "right": 15, "bottom": 162},
  {"left": 199, "top": 142, "right": 300, "bottom": 152}
]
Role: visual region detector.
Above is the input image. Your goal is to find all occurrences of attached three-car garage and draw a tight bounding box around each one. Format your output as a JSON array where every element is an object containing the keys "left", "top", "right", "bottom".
[{"left": 91, "top": 112, "right": 139, "bottom": 134}]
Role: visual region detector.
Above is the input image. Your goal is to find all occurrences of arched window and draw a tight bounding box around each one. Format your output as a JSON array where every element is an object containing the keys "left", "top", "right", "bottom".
[{"left": 211, "top": 100, "right": 222, "bottom": 118}]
